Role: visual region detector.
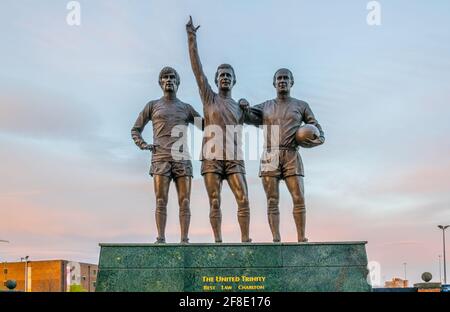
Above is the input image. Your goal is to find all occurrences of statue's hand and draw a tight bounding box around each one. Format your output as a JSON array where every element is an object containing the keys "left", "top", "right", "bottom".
[
  {"left": 299, "top": 136, "right": 325, "bottom": 148},
  {"left": 239, "top": 98, "right": 250, "bottom": 112},
  {"left": 140, "top": 143, "right": 157, "bottom": 152},
  {"left": 186, "top": 15, "right": 200, "bottom": 34}
]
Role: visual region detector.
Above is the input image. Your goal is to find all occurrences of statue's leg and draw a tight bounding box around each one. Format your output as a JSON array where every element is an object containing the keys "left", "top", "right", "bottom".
[
  {"left": 174, "top": 176, "right": 191, "bottom": 243},
  {"left": 285, "top": 175, "right": 307, "bottom": 242},
  {"left": 153, "top": 174, "right": 171, "bottom": 243},
  {"left": 204, "top": 172, "right": 223, "bottom": 243},
  {"left": 227, "top": 173, "right": 251, "bottom": 243},
  {"left": 262, "top": 176, "right": 281, "bottom": 242}
]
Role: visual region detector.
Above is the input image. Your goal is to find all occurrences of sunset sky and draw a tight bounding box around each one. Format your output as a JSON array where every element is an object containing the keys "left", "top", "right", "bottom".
[{"left": 1, "top": 0, "right": 450, "bottom": 285}]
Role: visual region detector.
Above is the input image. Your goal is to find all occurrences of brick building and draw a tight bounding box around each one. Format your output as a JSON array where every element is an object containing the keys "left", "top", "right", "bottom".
[
  {"left": 1, "top": 260, "right": 97, "bottom": 292},
  {"left": 384, "top": 277, "right": 409, "bottom": 288}
]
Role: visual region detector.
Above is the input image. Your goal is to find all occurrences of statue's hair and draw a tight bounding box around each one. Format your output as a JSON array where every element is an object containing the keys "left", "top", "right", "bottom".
[
  {"left": 273, "top": 68, "right": 294, "bottom": 87},
  {"left": 159, "top": 66, "right": 180, "bottom": 86},
  {"left": 215, "top": 64, "right": 236, "bottom": 86}
]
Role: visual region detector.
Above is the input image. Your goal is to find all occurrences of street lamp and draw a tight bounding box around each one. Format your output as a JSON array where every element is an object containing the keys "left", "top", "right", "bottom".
[
  {"left": 20, "top": 256, "right": 29, "bottom": 292},
  {"left": 438, "top": 225, "right": 449, "bottom": 285},
  {"left": 403, "top": 262, "right": 407, "bottom": 280},
  {"left": 439, "top": 255, "right": 442, "bottom": 283}
]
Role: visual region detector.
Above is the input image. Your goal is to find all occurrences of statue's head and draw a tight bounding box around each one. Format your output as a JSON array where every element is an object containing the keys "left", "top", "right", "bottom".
[
  {"left": 159, "top": 66, "right": 180, "bottom": 93},
  {"left": 215, "top": 64, "right": 236, "bottom": 91},
  {"left": 273, "top": 68, "right": 294, "bottom": 94}
]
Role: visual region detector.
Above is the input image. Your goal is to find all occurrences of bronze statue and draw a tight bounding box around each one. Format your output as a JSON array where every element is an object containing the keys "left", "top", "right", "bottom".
[
  {"left": 131, "top": 67, "right": 202, "bottom": 244},
  {"left": 186, "top": 16, "right": 251, "bottom": 243},
  {"left": 240, "top": 68, "right": 325, "bottom": 242}
]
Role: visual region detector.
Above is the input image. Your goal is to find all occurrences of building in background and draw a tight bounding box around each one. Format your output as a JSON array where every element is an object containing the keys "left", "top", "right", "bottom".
[
  {"left": 384, "top": 277, "right": 409, "bottom": 288},
  {"left": 1, "top": 260, "right": 97, "bottom": 292}
]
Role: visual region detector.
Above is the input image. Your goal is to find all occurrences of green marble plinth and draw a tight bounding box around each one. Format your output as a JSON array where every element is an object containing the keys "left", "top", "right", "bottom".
[{"left": 96, "top": 242, "right": 371, "bottom": 292}]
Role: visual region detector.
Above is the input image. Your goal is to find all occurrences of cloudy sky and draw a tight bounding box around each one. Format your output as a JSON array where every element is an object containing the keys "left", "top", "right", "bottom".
[{"left": 1, "top": 0, "right": 450, "bottom": 285}]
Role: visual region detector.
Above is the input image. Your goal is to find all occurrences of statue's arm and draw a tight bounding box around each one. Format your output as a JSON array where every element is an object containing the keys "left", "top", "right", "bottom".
[
  {"left": 239, "top": 99, "right": 264, "bottom": 126},
  {"left": 187, "top": 103, "right": 205, "bottom": 131},
  {"left": 131, "top": 102, "right": 155, "bottom": 150},
  {"left": 301, "top": 102, "right": 325, "bottom": 147},
  {"left": 186, "top": 16, "right": 214, "bottom": 104}
]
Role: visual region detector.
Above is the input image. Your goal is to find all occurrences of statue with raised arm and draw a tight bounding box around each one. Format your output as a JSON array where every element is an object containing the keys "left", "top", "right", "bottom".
[
  {"left": 186, "top": 16, "right": 251, "bottom": 243},
  {"left": 131, "top": 66, "right": 202, "bottom": 244},
  {"left": 240, "top": 68, "right": 325, "bottom": 243}
]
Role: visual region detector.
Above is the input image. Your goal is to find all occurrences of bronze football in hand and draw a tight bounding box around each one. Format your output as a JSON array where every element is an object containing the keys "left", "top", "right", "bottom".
[{"left": 295, "top": 124, "right": 320, "bottom": 145}]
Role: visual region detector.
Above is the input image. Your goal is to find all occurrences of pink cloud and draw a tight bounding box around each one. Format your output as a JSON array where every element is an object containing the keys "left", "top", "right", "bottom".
[{"left": 368, "top": 163, "right": 450, "bottom": 196}]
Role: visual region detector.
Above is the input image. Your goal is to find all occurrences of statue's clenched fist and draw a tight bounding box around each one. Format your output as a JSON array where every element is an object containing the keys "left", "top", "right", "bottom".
[
  {"left": 239, "top": 98, "right": 250, "bottom": 112},
  {"left": 140, "top": 143, "right": 157, "bottom": 152},
  {"left": 186, "top": 16, "right": 200, "bottom": 35}
]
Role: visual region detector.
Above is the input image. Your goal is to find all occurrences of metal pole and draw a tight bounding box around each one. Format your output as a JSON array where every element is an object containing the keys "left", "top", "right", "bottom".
[
  {"left": 444, "top": 227, "right": 447, "bottom": 285},
  {"left": 24, "top": 260, "right": 27, "bottom": 292},
  {"left": 21, "top": 256, "right": 29, "bottom": 292},
  {"left": 403, "top": 262, "right": 407, "bottom": 280},
  {"left": 439, "top": 225, "right": 449, "bottom": 285},
  {"left": 439, "top": 255, "right": 442, "bottom": 284}
]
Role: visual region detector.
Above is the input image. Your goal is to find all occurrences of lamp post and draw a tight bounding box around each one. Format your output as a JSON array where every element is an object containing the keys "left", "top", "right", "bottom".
[
  {"left": 403, "top": 262, "right": 407, "bottom": 281},
  {"left": 439, "top": 255, "right": 442, "bottom": 284},
  {"left": 438, "top": 225, "right": 449, "bottom": 285},
  {"left": 88, "top": 265, "right": 91, "bottom": 292},
  {"left": 20, "top": 256, "right": 29, "bottom": 292}
]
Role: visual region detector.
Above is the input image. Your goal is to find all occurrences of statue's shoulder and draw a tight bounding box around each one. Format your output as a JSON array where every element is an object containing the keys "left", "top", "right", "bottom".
[
  {"left": 179, "top": 99, "right": 193, "bottom": 108},
  {"left": 291, "top": 98, "right": 309, "bottom": 109},
  {"left": 140, "top": 100, "right": 157, "bottom": 112},
  {"left": 146, "top": 99, "right": 158, "bottom": 107},
  {"left": 261, "top": 99, "right": 276, "bottom": 107},
  {"left": 291, "top": 97, "right": 306, "bottom": 104}
]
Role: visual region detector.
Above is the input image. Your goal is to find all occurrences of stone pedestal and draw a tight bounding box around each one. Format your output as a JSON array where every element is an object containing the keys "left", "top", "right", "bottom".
[
  {"left": 414, "top": 282, "right": 442, "bottom": 292},
  {"left": 96, "top": 242, "right": 371, "bottom": 292}
]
